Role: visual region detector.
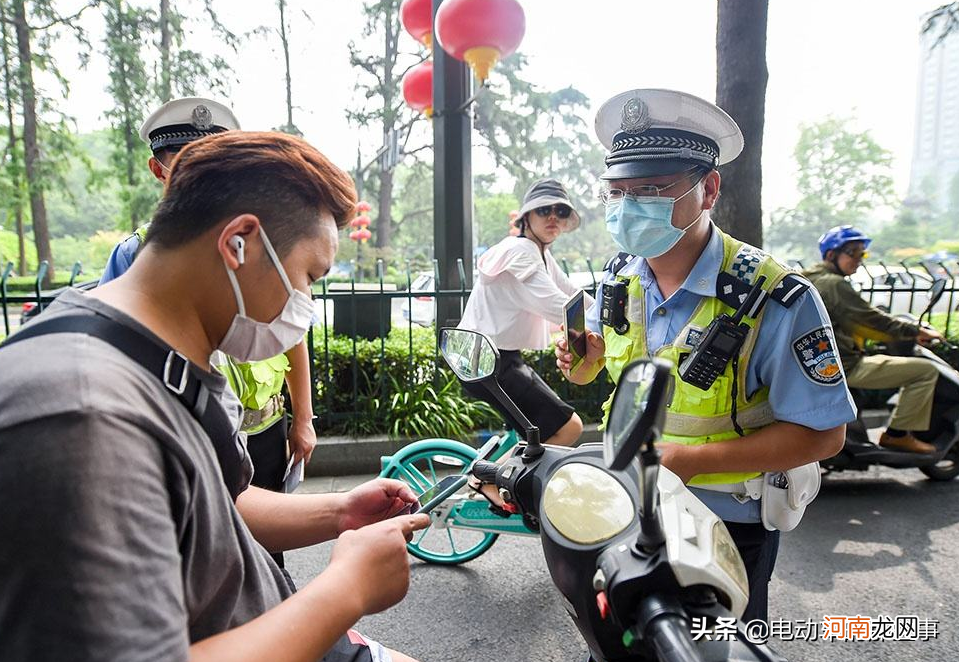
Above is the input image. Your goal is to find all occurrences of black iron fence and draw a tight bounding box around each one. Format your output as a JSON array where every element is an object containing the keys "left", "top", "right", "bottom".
[{"left": 6, "top": 257, "right": 958, "bottom": 436}]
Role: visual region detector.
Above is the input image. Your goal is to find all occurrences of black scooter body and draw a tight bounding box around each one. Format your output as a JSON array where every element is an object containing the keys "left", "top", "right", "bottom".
[{"left": 506, "top": 443, "right": 785, "bottom": 662}]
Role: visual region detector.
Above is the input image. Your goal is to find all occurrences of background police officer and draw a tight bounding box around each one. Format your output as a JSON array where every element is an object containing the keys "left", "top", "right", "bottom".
[
  {"left": 556, "top": 88, "right": 856, "bottom": 623},
  {"left": 99, "top": 98, "right": 318, "bottom": 568},
  {"left": 804, "top": 225, "right": 943, "bottom": 454}
]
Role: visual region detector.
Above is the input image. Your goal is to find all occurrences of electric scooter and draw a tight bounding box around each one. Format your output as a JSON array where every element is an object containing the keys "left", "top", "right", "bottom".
[
  {"left": 442, "top": 327, "right": 786, "bottom": 662},
  {"left": 822, "top": 278, "right": 959, "bottom": 481}
]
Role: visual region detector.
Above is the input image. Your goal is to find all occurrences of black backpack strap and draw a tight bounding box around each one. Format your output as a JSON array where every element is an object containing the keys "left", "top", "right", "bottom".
[{"left": 1, "top": 314, "right": 244, "bottom": 500}]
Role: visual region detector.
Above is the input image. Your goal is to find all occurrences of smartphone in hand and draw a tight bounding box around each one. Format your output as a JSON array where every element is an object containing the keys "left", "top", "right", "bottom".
[
  {"left": 413, "top": 475, "right": 469, "bottom": 515},
  {"left": 564, "top": 290, "right": 587, "bottom": 372}
]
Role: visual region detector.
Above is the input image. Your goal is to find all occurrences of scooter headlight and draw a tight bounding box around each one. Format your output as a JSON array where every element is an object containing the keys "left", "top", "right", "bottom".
[
  {"left": 712, "top": 520, "right": 749, "bottom": 598},
  {"left": 543, "top": 463, "right": 635, "bottom": 545}
]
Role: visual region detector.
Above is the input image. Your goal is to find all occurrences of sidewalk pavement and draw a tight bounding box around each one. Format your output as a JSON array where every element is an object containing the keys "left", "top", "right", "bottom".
[{"left": 305, "top": 423, "right": 603, "bottom": 477}]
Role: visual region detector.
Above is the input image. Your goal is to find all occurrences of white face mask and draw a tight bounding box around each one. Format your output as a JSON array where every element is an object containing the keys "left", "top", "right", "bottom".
[{"left": 217, "top": 226, "right": 314, "bottom": 362}]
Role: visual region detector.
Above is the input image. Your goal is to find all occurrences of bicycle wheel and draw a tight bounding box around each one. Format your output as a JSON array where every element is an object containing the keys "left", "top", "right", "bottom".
[{"left": 383, "top": 445, "right": 499, "bottom": 564}]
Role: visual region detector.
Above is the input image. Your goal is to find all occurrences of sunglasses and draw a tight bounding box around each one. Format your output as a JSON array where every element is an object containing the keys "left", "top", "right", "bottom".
[
  {"left": 841, "top": 247, "right": 869, "bottom": 260},
  {"left": 533, "top": 204, "right": 572, "bottom": 219}
]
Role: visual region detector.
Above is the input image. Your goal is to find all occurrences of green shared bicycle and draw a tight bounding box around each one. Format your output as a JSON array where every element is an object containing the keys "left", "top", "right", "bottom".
[{"left": 378, "top": 429, "right": 537, "bottom": 564}]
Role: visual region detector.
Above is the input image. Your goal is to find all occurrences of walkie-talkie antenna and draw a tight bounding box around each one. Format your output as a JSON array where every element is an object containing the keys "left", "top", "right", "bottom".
[{"left": 731, "top": 275, "right": 767, "bottom": 324}]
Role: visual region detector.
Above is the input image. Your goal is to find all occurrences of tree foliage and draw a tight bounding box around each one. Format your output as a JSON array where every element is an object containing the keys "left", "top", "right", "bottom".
[{"left": 765, "top": 117, "right": 894, "bottom": 262}]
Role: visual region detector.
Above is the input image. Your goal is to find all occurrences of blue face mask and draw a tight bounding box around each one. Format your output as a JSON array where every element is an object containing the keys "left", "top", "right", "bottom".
[{"left": 605, "top": 179, "right": 703, "bottom": 258}]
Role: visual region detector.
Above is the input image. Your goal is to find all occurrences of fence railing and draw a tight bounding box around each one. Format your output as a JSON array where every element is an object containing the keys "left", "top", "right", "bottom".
[
  {"left": 1, "top": 257, "right": 612, "bottom": 437},
  {"left": 7, "top": 257, "right": 957, "bottom": 435}
]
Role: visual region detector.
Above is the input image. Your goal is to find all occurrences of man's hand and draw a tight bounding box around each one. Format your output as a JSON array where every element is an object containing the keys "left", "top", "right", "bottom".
[
  {"left": 328, "top": 514, "right": 430, "bottom": 615},
  {"left": 337, "top": 478, "right": 419, "bottom": 534},
  {"left": 917, "top": 326, "right": 945, "bottom": 346},
  {"left": 556, "top": 330, "right": 605, "bottom": 383},
  {"left": 288, "top": 417, "right": 317, "bottom": 464}
]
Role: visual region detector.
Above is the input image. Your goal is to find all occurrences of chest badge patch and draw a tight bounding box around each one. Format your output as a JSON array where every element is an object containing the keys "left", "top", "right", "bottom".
[{"left": 792, "top": 326, "right": 842, "bottom": 385}]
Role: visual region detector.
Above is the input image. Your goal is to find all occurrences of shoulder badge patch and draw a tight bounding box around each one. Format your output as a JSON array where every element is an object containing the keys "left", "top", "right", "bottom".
[
  {"left": 604, "top": 251, "right": 636, "bottom": 276},
  {"left": 770, "top": 273, "right": 810, "bottom": 308},
  {"left": 792, "top": 326, "right": 842, "bottom": 385}
]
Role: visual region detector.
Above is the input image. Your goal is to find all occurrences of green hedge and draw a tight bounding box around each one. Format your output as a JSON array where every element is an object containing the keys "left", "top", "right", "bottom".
[{"left": 310, "top": 325, "right": 611, "bottom": 439}]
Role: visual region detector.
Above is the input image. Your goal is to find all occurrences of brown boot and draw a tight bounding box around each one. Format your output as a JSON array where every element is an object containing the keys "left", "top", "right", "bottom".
[{"left": 879, "top": 431, "right": 936, "bottom": 454}]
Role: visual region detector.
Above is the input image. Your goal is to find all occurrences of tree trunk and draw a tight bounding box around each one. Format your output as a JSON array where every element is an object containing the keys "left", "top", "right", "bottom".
[
  {"left": 12, "top": 0, "right": 53, "bottom": 282},
  {"left": 374, "top": 6, "right": 398, "bottom": 249},
  {"left": 159, "top": 0, "right": 171, "bottom": 102},
  {"left": 1, "top": 0, "right": 27, "bottom": 275},
  {"left": 713, "top": 0, "right": 768, "bottom": 248},
  {"left": 278, "top": 0, "right": 294, "bottom": 131}
]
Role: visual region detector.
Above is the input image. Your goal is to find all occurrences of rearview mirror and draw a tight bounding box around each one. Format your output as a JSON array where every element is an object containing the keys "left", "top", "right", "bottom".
[
  {"left": 603, "top": 359, "right": 672, "bottom": 471},
  {"left": 439, "top": 328, "right": 498, "bottom": 383}
]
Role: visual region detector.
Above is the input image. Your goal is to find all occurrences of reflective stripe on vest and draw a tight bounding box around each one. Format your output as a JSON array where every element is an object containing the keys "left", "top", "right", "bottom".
[{"left": 600, "top": 228, "right": 794, "bottom": 486}]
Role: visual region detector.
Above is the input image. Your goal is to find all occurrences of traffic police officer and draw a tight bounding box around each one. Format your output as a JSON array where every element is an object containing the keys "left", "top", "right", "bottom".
[
  {"left": 556, "top": 88, "right": 856, "bottom": 623},
  {"left": 99, "top": 98, "right": 318, "bottom": 568}
]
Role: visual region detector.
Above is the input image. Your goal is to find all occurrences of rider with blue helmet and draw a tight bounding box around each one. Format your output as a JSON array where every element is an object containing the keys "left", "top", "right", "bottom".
[{"left": 804, "top": 225, "right": 943, "bottom": 454}]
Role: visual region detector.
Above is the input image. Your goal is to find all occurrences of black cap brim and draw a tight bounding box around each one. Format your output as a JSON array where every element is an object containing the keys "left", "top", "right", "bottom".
[{"left": 600, "top": 158, "right": 699, "bottom": 181}]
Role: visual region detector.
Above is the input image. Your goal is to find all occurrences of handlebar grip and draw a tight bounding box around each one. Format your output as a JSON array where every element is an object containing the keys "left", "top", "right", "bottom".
[
  {"left": 470, "top": 460, "right": 500, "bottom": 484},
  {"left": 646, "top": 614, "right": 704, "bottom": 662}
]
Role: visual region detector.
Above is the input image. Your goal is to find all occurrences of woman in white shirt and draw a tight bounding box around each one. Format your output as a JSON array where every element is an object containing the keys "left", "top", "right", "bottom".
[{"left": 458, "top": 179, "right": 592, "bottom": 446}]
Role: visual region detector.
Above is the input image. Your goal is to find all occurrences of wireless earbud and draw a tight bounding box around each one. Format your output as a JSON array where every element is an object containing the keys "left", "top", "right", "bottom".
[{"left": 229, "top": 236, "right": 245, "bottom": 265}]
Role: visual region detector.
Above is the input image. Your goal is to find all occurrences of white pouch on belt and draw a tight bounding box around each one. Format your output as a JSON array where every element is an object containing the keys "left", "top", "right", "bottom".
[{"left": 760, "top": 462, "right": 822, "bottom": 532}]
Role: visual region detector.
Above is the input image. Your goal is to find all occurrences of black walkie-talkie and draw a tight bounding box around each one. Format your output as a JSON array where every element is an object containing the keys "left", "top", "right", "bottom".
[{"left": 678, "top": 276, "right": 767, "bottom": 391}]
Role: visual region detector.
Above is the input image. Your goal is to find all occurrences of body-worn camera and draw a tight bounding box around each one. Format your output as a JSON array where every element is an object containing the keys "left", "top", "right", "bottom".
[{"left": 601, "top": 280, "right": 629, "bottom": 335}]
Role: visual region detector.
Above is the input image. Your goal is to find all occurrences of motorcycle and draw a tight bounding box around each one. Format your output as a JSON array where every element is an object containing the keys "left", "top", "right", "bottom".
[
  {"left": 441, "top": 327, "right": 786, "bottom": 662},
  {"left": 822, "top": 278, "right": 959, "bottom": 481}
]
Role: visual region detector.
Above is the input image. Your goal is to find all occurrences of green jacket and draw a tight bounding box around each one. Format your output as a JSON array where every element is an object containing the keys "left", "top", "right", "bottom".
[{"left": 803, "top": 262, "right": 918, "bottom": 371}]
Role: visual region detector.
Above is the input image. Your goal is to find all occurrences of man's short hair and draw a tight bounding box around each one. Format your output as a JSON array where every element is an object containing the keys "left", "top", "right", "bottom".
[{"left": 146, "top": 131, "right": 357, "bottom": 256}]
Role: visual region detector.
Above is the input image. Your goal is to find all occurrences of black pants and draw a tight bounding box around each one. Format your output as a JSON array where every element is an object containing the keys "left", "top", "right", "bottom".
[
  {"left": 247, "top": 415, "right": 289, "bottom": 569},
  {"left": 724, "top": 522, "right": 781, "bottom": 624}
]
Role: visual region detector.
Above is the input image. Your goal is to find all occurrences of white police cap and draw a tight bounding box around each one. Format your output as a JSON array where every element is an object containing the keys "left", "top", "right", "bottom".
[
  {"left": 138, "top": 97, "right": 241, "bottom": 152},
  {"left": 594, "top": 88, "right": 744, "bottom": 180}
]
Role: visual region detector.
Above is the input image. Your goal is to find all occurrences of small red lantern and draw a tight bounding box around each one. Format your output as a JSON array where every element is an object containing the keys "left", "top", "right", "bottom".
[
  {"left": 400, "top": 0, "right": 433, "bottom": 50},
  {"left": 350, "top": 215, "right": 371, "bottom": 229},
  {"left": 356, "top": 227, "right": 372, "bottom": 243},
  {"left": 402, "top": 60, "right": 434, "bottom": 117},
  {"left": 356, "top": 201, "right": 372, "bottom": 213},
  {"left": 435, "top": 0, "right": 525, "bottom": 82}
]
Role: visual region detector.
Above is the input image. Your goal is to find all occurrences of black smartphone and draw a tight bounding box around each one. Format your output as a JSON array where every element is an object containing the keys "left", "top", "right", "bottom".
[
  {"left": 564, "top": 290, "right": 587, "bottom": 371},
  {"left": 414, "top": 475, "right": 469, "bottom": 514}
]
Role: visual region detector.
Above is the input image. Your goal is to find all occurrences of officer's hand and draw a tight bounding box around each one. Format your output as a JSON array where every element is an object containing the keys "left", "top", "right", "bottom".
[
  {"left": 327, "top": 514, "right": 429, "bottom": 615},
  {"left": 555, "top": 331, "right": 605, "bottom": 373},
  {"left": 337, "top": 478, "right": 419, "bottom": 534},
  {"left": 918, "top": 327, "right": 945, "bottom": 346},
  {"left": 288, "top": 417, "right": 317, "bottom": 464}
]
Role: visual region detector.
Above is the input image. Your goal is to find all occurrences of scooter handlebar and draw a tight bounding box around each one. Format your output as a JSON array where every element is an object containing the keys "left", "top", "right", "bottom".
[
  {"left": 645, "top": 614, "right": 704, "bottom": 662},
  {"left": 470, "top": 460, "right": 501, "bottom": 485}
]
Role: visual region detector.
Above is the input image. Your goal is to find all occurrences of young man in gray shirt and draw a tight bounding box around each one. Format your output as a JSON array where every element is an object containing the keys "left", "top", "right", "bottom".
[{"left": 0, "top": 131, "right": 429, "bottom": 662}]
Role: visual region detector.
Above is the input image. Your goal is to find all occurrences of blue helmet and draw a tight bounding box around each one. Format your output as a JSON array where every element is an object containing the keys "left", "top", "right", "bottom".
[{"left": 818, "top": 225, "right": 872, "bottom": 259}]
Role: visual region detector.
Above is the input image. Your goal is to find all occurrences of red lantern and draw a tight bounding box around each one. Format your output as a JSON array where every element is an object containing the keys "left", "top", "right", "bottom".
[
  {"left": 400, "top": 0, "right": 433, "bottom": 49},
  {"left": 350, "top": 215, "right": 371, "bottom": 229},
  {"left": 356, "top": 200, "right": 372, "bottom": 213},
  {"left": 357, "top": 227, "right": 372, "bottom": 243},
  {"left": 435, "top": 0, "right": 525, "bottom": 82},
  {"left": 402, "top": 60, "right": 434, "bottom": 117},
  {"left": 349, "top": 230, "right": 360, "bottom": 241}
]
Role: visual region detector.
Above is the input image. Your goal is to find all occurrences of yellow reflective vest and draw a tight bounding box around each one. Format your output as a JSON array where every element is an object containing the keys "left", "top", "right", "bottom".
[{"left": 601, "top": 229, "right": 795, "bottom": 486}]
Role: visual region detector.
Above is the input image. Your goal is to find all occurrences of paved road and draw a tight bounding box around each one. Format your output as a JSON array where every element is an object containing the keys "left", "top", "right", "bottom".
[{"left": 287, "top": 466, "right": 959, "bottom": 662}]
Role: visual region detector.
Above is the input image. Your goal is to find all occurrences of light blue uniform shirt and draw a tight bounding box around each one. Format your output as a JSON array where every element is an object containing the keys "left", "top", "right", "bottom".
[
  {"left": 586, "top": 226, "right": 856, "bottom": 522},
  {"left": 99, "top": 234, "right": 140, "bottom": 285}
]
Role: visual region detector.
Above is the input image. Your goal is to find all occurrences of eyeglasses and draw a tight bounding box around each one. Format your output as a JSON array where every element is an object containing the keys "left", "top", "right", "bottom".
[
  {"left": 841, "top": 247, "right": 869, "bottom": 260},
  {"left": 533, "top": 204, "right": 572, "bottom": 219},
  {"left": 599, "top": 169, "right": 703, "bottom": 205}
]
